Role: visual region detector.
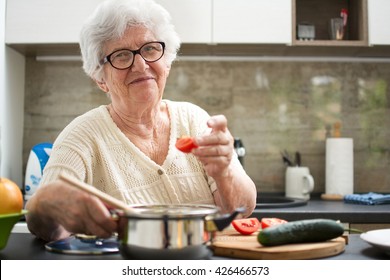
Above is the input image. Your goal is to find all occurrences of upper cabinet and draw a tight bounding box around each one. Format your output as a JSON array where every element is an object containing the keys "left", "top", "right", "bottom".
[
  {"left": 5, "top": 0, "right": 103, "bottom": 44},
  {"left": 213, "top": 0, "right": 292, "bottom": 44},
  {"left": 155, "top": 0, "right": 212, "bottom": 43},
  {"left": 368, "top": 0, "right": 390, "bottom": 45},
  {"left": 5, "top": 0, "right": 390, "bottom": 56},
  {"left": 5, "top": 0, "right": 291, "bottom": 45},
  {"left": 159, "top": 0, "right": 292, "bottom": 44},
  {"left": 6, "top": 0, "right": 213, "bottom": 45}
]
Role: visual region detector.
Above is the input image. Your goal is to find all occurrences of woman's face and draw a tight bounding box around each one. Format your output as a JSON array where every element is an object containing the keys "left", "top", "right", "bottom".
[{"left": 98, "top": 26, "right": 170, "bottom": 109}]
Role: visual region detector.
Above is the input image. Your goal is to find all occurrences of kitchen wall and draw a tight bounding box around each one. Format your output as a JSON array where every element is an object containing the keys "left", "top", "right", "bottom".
[{"left": 23, "top": 56, "right": 390, "bottom": 194}]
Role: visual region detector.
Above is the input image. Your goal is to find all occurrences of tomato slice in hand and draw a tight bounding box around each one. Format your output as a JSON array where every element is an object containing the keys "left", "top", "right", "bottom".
[
  {"left": 231, "top": 218, "right": 260, "bottom": 235},
  {"left": 261, "top": 218, "right": 288, "bottom": 229},
  {"left": 175, "top": 136, "right": 198, "bottom": 153}
]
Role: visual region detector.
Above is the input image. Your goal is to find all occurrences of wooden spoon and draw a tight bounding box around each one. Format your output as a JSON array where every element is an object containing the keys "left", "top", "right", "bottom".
[{"left": 58, "top": 173, "right": 138, "bottom": 215}]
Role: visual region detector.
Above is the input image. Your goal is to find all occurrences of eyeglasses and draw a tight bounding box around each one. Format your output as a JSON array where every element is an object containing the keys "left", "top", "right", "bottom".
[{"left": 102, "top": 41, "right": 165, "bottom": 70}]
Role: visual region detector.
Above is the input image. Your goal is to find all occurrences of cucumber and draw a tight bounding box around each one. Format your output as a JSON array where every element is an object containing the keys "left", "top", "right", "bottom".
[{"left": 257, "top": 218, "right": 344, "bottom": 246}]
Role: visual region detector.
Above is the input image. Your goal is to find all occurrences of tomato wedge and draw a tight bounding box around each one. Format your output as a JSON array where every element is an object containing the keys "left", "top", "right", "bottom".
[
  {"left": 261, "top": 218, "right": 288, "bottom": 229},
  {"left": 175, "top": 136, "right": 198, "bottom": 153},
  {"left": 231, "top": 218, "right": 260, "bottom": 235}
]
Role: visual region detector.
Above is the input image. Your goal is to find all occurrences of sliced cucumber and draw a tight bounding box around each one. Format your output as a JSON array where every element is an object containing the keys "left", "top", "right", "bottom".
[{"left": 257, "top": 218, "right": 344, "bottom": 246}]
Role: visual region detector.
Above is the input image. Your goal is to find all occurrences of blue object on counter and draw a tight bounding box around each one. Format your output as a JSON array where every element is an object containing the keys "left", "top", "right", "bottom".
[
  {"left": 24, "top": 142, "right": 53, "bottom": 201},
  {"left": 344, "top": 192, "right": 390, "bottom": 205}
]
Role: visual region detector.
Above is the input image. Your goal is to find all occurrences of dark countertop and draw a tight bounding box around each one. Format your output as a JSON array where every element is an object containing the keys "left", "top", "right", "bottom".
[
  {"left": 251, "top": 196, "right": 390, "bottom": 224},
  {"left": 1, "top": 232, "right": 389, "bottom": 260}
]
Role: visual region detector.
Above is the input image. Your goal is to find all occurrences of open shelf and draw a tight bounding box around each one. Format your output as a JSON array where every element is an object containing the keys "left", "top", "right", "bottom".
[{"left": 292, "top": 0, "right": 368, "bottom": 46}]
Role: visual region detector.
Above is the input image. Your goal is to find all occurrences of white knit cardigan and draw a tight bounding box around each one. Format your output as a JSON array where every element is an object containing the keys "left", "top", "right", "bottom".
[{"left": 40, "top": 100, "right": 241, "bottom": 206}]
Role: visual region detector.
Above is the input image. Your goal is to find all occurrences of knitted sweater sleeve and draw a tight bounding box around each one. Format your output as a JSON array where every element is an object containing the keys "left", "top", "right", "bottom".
[{"left": 39, "top": 107, "right": 104, "bottom": 187}]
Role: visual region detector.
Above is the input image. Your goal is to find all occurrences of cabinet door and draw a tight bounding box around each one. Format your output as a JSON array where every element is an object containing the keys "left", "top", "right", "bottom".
[
  {"left": 155, "top": 0, "right": 212, "bottom": 43},
  {"left": 6, "top": 0, "right": 212, "bottom": 44},
  {"left": 5, "top": 0, "right": 104, "bottom": 44},
  {"left": 213, "top": 0, "right": 292, "bottom": 44},
  {"left": 368, "top": 0, "right": 390, "bottom": 45}
]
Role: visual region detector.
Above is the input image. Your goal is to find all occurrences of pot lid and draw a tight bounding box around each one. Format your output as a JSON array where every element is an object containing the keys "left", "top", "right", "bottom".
[{"left": 124, "top": 204, "right": 219, "bottom": 218}]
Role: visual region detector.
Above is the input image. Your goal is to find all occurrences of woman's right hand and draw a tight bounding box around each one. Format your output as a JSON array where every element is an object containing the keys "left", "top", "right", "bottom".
[{"left": 25, "top": 179, "right": 118, "bottom": 241}]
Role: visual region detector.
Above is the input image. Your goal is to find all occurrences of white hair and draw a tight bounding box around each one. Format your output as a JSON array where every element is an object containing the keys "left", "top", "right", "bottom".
[{"left": 79, "top": 0, "right": 181, "bottom": 81}]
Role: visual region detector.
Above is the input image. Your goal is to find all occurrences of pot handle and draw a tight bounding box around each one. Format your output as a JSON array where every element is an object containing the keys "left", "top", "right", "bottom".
[{"left": 204, "top": 207, "right": 246, "bottom": 232}]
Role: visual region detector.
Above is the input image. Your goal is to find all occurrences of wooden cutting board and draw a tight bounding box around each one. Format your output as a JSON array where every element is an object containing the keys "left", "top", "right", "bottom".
[{"left": 211, "top": 229, "right": 345, "bottom": 260}]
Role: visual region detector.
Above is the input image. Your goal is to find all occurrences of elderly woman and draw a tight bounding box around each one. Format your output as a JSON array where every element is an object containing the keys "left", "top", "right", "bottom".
[{"left": 26, "top": 0, "right": 256, "bottom": 242}]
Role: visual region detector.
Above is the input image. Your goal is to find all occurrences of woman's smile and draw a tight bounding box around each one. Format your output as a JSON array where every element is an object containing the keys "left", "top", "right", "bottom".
[{"left": 129, "top": 75, "right": 155, "bottom": 85}]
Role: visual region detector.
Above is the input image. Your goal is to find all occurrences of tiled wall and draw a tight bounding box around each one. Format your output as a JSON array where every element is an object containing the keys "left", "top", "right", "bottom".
[{"left": 24, "top": 57, "right": 390, "bottom": 194}]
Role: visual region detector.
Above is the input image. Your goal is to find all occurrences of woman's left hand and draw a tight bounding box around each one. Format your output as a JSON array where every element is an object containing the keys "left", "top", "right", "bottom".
[
  {"left": 192, "top": 115, "right": 234, "bottom": 178},
  {"left": 193, "top": 115, "right": 257, "bottom": 216}
]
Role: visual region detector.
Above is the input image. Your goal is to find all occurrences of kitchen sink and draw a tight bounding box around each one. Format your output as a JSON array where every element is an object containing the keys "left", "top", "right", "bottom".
[{"left": 256, "top": 195, "right": 307, "bottom": 209}]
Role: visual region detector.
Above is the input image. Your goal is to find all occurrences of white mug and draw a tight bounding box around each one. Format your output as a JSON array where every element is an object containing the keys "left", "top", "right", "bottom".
[{"left": 285, "top": 166, "right": 314, "bottom": 200}]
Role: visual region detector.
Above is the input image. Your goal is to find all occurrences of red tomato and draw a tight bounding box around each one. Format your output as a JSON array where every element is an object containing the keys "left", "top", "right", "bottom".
[
  {"left": 231, "top": 218, "right": 260, "bottom": 235},
  {"left": 175, "top": 136, "right": 198, "bottom": 153},
  {"left": 261, "top": 218, "right": 288, "bottom": 229}
]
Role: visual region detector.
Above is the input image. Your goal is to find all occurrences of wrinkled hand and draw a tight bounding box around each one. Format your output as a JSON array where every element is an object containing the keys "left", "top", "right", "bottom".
[
  {"left": 34, "top": 180, "right": 118, "bottom": 238},
  {"left": 192, "top": 115, "right": 234, "bottom": 178}
]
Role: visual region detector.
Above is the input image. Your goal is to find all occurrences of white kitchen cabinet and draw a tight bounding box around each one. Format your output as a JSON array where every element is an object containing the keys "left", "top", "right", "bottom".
[
  {"left": 155, "top": 0, "right": 212, "bottom": 43},
  {"left": 158, "top": 0, "right": 292, "bottom": 44},
  {"left": 6, "top": 0, "right": 212, "bottom": 44},
  {"left": 6, "top": 0, "right": 291, "bottom": 45},
  {"left": 213, "top": 0, "right": 292, "bottom": 44},
  {"left": 5, "top": 0, "right": 104, "bottom": 44},
  {"left": 368, "top": 0, "right": 390, "bottom": 45}
]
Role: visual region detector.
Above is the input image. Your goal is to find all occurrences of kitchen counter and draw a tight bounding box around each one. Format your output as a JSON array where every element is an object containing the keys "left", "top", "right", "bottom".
[
  {"left": 251, "top": 196, "right": 390, "bottom": 224},
  {"left": 2, "top": 197, "right": 389, "bottom": 260},
  {"left": 0, "top": 232, "right": 389, "bottom": 260}
]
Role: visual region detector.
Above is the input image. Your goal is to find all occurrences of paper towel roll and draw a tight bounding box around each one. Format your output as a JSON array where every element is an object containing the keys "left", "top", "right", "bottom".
[{"left": 325, "top": 138, "right": 354, "bottom": 196}]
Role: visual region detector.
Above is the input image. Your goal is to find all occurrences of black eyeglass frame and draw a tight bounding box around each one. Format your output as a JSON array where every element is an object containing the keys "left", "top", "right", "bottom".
[{"left": 102, "top": 41, "right": 166, "bottom": 70}]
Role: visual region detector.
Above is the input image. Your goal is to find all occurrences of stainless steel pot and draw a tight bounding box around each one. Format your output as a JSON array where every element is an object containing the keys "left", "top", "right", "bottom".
[
  {"left": 58, "top": 174, "right": 243, "bottom": 259},
  {"left": 117, "top": 204, "right": 243, "bottom": 259}
]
